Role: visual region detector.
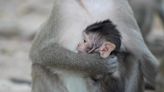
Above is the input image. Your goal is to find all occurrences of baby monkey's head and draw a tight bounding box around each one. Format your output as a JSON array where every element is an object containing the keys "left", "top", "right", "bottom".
[{"left": 77, "top": 20, "right": 121, "bottom": 58}]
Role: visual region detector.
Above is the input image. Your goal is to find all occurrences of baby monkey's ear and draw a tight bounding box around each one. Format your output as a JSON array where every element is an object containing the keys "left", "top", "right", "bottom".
[{"left": 99, "top": 42, "right": 116, "bottom": 58}]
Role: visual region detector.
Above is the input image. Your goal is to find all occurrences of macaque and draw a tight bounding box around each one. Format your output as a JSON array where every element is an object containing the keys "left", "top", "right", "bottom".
[
  {"left": 76, "top": 20, "right": 121, "bottom": 82},
  {"left": 76, "top": 20, "right": 122, "bottom": 88},
  {"left": 30, "top": 0, "right": 159, "bottom": 92},
  {"left": 76, "top": 19, "right": 157, "bottom": 90},
  {"left": 77, "top": 20, "right": 121, "bottom": 59}
]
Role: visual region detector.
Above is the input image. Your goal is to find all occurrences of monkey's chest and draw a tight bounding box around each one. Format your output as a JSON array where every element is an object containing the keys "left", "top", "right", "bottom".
[
  {"left": 51, "top": 69, "right": 99, "bottom": 92},
  {"left": 58, "top": 0, "right": 116, "bottom": 51}
]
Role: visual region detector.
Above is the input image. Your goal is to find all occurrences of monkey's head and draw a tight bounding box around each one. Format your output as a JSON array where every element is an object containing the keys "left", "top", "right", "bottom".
[{"left": 77, "top": 20, "right": 121, "bottom": 58}]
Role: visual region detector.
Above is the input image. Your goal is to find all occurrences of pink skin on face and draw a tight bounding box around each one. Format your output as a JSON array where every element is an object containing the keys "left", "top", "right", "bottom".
[
  {"left": 77, "top": 42, "right": 89, "bottom": 53},
  {"left": 77, "top": 33, "right": 93, "bottom": 53}
]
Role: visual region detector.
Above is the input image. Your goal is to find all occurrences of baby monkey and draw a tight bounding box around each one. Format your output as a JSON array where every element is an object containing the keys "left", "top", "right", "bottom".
[{"left": 77, "top": 20, "right": 121, "bottom": 59}]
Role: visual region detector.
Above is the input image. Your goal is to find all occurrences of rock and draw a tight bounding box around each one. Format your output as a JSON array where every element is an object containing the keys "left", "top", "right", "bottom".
[
  {"left": 0, "top": 79, "right": 31, "bottom": 92},
  {"left": 0, "top": 20, "right": 20, "bottom": 38}
]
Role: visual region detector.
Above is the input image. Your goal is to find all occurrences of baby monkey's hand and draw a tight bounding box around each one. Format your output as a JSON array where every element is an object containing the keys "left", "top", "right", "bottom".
[
  {"left": 105, "top": 55, "right": 119, "bottom": 74},
  {"left": 92, "top": 55, "right": 119, "bottom": 80}
]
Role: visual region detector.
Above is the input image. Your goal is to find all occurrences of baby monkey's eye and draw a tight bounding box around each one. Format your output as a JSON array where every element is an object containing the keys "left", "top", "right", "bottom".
[{"left": 83, "top": 40, "right": 86, "bottom": 43}]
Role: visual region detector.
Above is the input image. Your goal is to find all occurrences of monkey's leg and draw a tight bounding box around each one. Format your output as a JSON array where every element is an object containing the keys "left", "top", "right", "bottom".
[
  {"left": 98, "top": 54, "right": 144, "bottom": 92},
  {"left": 32, "top": 64, "right": 68, "bottom": 92},
  {"left": 123, "top": 55, "right": 144, "bottom": 92},
  {"left": 109, "top": 54, "right": 144, "bottom": 92}
]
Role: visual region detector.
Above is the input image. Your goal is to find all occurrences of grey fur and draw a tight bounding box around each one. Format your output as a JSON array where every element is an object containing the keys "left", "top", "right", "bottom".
[{"left": 29, "top": 0, "right": 159, "bottom": 92}]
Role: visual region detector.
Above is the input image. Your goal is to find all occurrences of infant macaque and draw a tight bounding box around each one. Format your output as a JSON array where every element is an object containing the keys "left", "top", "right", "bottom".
[
  {"left": 77, "top": 20, "right": 122, "bottom": 79},
  {"left": 77, "top": 20, "right": 121, "bottom": 58}
]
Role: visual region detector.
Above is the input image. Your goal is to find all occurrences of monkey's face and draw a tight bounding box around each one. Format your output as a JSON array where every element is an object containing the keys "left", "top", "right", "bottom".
[
  {"left": 77, "top": 33, "right": 93, "bottom": 53},
  {"left": 77, "top": 32, "right": 116, "bottom": 58}
]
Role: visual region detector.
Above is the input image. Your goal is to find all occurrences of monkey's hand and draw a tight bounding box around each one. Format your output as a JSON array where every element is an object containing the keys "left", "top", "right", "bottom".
[
  {"left": 92, "top": 55, "right": 119, "bottom": 80},
  {"left": 105, "top": 55, "right": 119, "bottom": 74}
]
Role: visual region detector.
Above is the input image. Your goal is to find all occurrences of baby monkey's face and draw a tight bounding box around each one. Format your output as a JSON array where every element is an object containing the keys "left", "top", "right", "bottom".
[
  {"left": 77, "top": 33, "right": 94, "bottom": 53},
  {"left": 77, "top": 32, "right": 116, "bottom": 58}
]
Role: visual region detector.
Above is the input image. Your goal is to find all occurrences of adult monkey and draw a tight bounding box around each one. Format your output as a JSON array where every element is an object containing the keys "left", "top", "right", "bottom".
[{"left": 30, "top": 0, "right": 159, "bottom": 92}]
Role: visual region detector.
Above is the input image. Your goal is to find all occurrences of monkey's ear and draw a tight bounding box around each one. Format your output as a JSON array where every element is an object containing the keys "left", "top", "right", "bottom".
[{"left": 99, "top": 42, "right": 116, "bottom": 58}]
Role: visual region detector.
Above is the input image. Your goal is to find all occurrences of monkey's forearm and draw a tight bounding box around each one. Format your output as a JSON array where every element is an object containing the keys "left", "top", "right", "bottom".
[{"left": 32, "top": 43, "right": 117, "bottom": 74}]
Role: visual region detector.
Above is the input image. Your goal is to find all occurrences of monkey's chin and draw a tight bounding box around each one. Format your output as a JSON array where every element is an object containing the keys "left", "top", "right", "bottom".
[{"left": 100, "top": 54, "right": 110, "bottom": 59}]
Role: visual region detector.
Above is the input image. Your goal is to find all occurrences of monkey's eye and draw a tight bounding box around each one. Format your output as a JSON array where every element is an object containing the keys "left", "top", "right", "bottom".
[{"left": 83, "top": 40, "right": 86, "bottom": 43}]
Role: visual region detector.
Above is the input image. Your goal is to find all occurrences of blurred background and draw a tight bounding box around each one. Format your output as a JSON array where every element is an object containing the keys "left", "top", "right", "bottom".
[{"left": 0, "top": 0, "right": 164, "bottom": 92}]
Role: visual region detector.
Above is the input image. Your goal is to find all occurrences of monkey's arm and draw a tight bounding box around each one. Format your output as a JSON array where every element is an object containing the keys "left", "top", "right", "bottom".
[{"left": 30, "top": 42, "right": 118, "bottom": 74}]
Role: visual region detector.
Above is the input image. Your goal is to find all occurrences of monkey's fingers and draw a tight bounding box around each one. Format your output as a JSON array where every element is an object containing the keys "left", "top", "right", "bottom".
[{"left": 106, "top": 55, "right": 119, "bottom": 74}]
